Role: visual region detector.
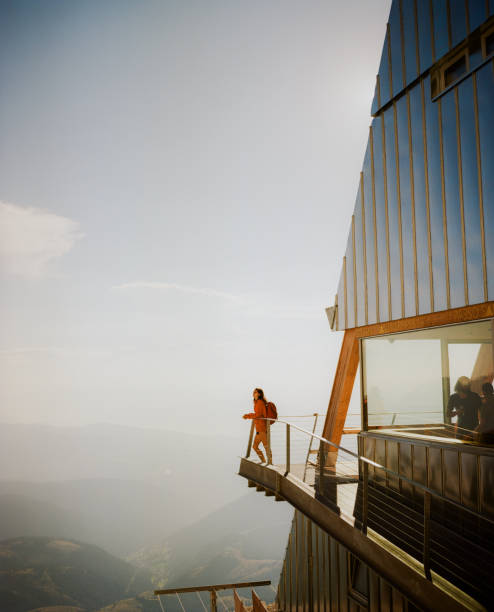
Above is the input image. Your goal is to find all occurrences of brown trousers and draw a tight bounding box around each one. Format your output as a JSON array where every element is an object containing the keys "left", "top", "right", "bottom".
[{"left": 253, "top": 427, "right": 272, "bottom": 463}]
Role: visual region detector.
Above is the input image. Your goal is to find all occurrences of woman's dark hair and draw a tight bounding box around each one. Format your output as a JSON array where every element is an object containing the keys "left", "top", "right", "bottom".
[
  {"left": 254, "top": 388, "right": 267, "bottom": 403},
  {"left": 482, "top": 382, "right": 494, "bottom": 397}
]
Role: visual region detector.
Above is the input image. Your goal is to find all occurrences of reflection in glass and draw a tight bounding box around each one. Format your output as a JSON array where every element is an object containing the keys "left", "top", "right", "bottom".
[
  {"left": 468, "top": 0, "right": 487, "bottom": 33},
  {"left": 384, "top": 106, "right": 402, "bottom": 319},
  {"left": 402, "top": 0, "right": 418, "bottom": 85},
  {"left": 371, "top": 118, "right": 389, "bottom": 322},
  {"left": 476, "top": 62, "right": 494, "bottom": 300},
  {"left": 362, "top": 142, "right": 377, "bottom": 325},
  {"left": 441, "top": 91, "right": 465, "bottom": 308},
  {"left": 449, "top": 0, "right": 467, "bottom": 48},
  {"left": 396, "top": 95, "right": 416, "bottom": 318},
  {"left": 432, "top": 0, "right": 450, "bottom": 60},
  {"left": 345, "top": 224, "right": 355, "bottom": 329},
  {"left": 424, "top": 76, "right": 447, "bottom": 310},
  {"left": 389, "top": 0, "right": 404, "bottom": 93},
  {"left": 363, "top": 319, "right": 493, "bottom": 438},
  {"left": 409, "top": 83, "right": 431, "bottom": 314},
  {"left": 354, "top": 187, "right": 366, "bottom": 327},
  {"left": 417, "top": 0, "right": 433, "bottom": 71},
  {"left": 457, "top": 79, "right": 484, "bottom": 304},
  {"left": 377, "top": 31, "right": 391, "bottom": 107}
]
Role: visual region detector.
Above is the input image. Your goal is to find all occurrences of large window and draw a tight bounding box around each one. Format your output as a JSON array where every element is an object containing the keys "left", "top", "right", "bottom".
[{"left": 361, "top": 320, "right": 493, "bottom": 440}]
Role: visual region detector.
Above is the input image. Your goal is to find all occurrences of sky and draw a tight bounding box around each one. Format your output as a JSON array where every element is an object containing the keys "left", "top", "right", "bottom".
[{"left": 0, "top": 0, "right": 391, "bottom": 436}]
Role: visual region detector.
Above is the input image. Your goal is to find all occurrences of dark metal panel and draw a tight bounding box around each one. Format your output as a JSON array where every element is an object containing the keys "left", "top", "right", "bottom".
[
  {"left": 417, "top": 0, "right": 434, "bottom": 71},
  {"left": 412, "top": 443, "right": 428, "bottom": 502},
  {"left": 338, "top": 545, "right": 348, "bottom": 612},
  {"left": 386, "top": 439, "right": 400, "bottom": 492},
  {"left": 354, "top": 186, "right": 366, "bottom": 327},
  {"left": 345, "top": 227, "right": 356, "bottom": 329},
  {"left": 384, "top": 105, "right": 403, "bottom": 319},
  {"left": 378, "top": 28, "right": 392, "bottom": 108},
  {"left": 427, "top": 446, "right": 443, "bottom": 494},
  {"left": 371, "top": 78, "right": 381, "bottom": 117},
  {"left": 379, "top": 580, "right": 393, "bottom": 612},
  {"left": 389, "top": 0, "right": 405, "bottom": 93},
  {"left": 443, "top": 449, "right": 461, "bottom": 502},
  {"left": 457, "top": 78, "right": 485, "bottom": 304},
  {"left": 467, "top": 0, "right": 487, "bottom": 31},
  {"left": 440, "top": 89, "right": 466, "bottom": 309},
  {"left": 363, "top": 140, "right": 378, "bottom": 325},
  {"left": 449, "top": 0, "right": 468, "bottom": 47},
  {"left": 476, "top": 61, "right": 494, "bottom": 301},
  {"left": 368, "top": 570, "right": 380, "bottom": 611},
  {"left": 391, "top": 589, "right": 405, "bottom": 612},
  {"left": 423, "top": 75, "right": 448, "bottom": 310},
  {"left": 371, "top": 118, "right": 390, "bottom": 322},
  {"left": 480, "top": 454, "right": 494, "bottom": 516},
  {"left": 337, "top": 269, "right": 345, "bottom": 331},
  {"left": 375, "top": 437, "right": 387, "bottom": 485},
  {"left": 396, "top": 94, "right": 417, "bottom": 318},
  {"left": 399, "top": 441, "right": 414, "bottom": 498},
  {"left": 409, "top": 82, "right": 432, "bottom": 314},
  {"left": 460, "top": 451, "right": 480, "bottom": 511},
  {"left": 402, "top": 0, "right": 419, "bottom": 85},
  {"left": 330, "top": 538, "right": 339, "bottom": 612},
  {"left": 431, "top": 0, "right": 450, "bottom": 59}
]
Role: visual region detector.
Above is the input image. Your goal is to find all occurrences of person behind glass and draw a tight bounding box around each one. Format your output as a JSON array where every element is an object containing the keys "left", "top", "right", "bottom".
[
  {"left": 447, "top": 376, "right": 481, "bottom": 439},
  {"left": 243, "top": 388, "right": 272, "bottom": 464},
  {"left": 476, "top": 382, "right": 494, "bottom": 445}
]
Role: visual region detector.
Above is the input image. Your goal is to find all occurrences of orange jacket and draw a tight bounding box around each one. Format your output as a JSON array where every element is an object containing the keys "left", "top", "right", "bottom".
[{"left": 244, "top": 399, "right": 267, "bottom": 433}]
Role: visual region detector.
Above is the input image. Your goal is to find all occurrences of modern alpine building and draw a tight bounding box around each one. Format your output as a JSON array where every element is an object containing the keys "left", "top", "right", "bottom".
[{"left": 239, "top": 1, "right": 494, "bottom": 610}]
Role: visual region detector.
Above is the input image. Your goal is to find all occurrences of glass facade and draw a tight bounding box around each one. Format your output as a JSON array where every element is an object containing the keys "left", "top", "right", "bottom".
[
  {"left": 336, "top": 1, "right": 494, "bottom": 330},
  {"left": 362, "top": 319, "right": 494, "bottom": 437}
]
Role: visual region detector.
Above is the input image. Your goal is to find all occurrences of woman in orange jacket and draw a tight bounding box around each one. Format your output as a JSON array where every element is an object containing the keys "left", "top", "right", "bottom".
[{"left": 243, "top": 388, "right": 272, "bottom": 464}]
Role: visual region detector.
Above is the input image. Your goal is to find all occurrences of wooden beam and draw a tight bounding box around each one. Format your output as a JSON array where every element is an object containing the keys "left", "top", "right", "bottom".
[
  {"left": 322, "top": 329, "right": 359, "bottom": 446},
  {"left": 155, "top": 580, "right": 271, "bottom": 596},
  {"left": 352, "top": 301, "right": 494, "bottom": 339}
]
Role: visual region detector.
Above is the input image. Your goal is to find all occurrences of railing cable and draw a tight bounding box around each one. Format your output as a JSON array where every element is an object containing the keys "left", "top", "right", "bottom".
[
  {"left": 196, "top": 592, "right": 208, "bottom": 612},
  {"left": 176, "top": 593, "right": 187, "bottom": 612},
  {"left": 157, "top": 595, "right": 166, "bottom": 612}
]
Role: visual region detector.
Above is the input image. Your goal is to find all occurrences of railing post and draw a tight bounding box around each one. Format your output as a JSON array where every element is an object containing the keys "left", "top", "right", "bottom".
[
  {"left": 246, "top": 421, "right": 255, "bottom": 458},
  {"left": 210, "top": 589, "right": 217, "bottom": 612},
  {"left": 362, "top": 459, "right": 368, "bottom": 535},
  {"left": 285, "top": 424, "right": 291, "bottom": 476},
  {"left": 303, "top": 413, "right": 319, "bottom": 482},
  {"left": 423, "top": 491, "right": 432, "bottom": 580}
]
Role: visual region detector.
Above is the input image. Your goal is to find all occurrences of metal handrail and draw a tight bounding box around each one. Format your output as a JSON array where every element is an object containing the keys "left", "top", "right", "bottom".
[{"left": 245, "top": 417, "right": 494, "bottom": 528}]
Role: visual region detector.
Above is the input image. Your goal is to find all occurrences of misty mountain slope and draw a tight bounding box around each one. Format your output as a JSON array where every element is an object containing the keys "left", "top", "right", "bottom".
[
  {"left": 130, "top": 492, "right": 293, "bottom": 591},
  {"left": 0, "top": 494, "right": 84, "bottom": 542},
  {"left": 0, "top": 477, "right": 235, "bottom": 557},
  {"left": 0, "top": 537, "right": 153, "bottom": 612},
  {"left": 0, "top": 423, "right": 249, "bottom": 555}
]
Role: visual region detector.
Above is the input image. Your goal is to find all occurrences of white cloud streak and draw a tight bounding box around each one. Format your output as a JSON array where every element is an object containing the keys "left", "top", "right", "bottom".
[
  {"left": 0, "top": 201, "right": 83, "bottom": 278},
  {"left": 111, "top": 281, "right": 240, "bottom": 301}
]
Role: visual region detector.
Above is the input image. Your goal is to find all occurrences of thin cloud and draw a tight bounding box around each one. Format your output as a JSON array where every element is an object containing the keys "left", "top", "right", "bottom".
[
  {"left": 111, "top": 281, "right": 240, "bottom": 301},
  {"left": 0, "top": 201, "right": 83, "bottom": 278}
]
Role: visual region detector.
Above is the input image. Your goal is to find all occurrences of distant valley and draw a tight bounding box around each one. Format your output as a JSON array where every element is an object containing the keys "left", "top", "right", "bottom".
[{"left": 0, "top": 423, "right": 293, "bottom": 611}]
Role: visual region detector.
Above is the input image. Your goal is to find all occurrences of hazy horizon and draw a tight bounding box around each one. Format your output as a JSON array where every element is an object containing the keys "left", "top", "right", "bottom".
[{"left": 0, "top": 0, "right": 392, "bottom": 437}]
